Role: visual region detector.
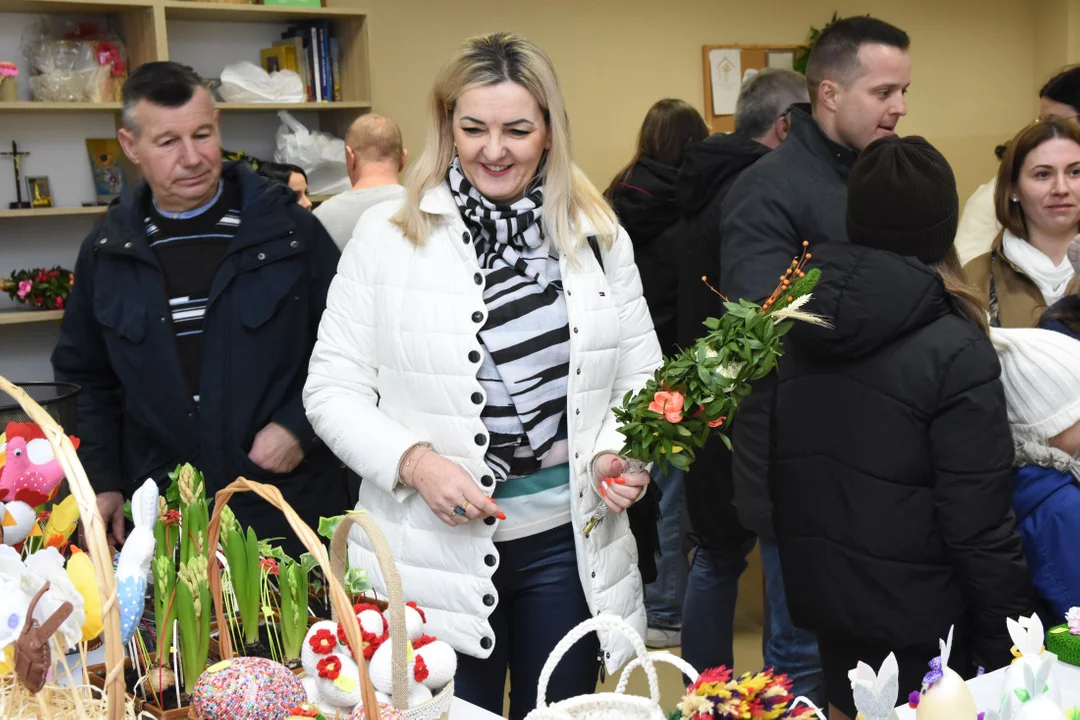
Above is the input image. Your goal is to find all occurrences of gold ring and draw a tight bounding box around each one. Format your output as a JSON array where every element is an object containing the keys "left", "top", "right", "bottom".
[{"left": 461, "top": 498, "right": 471, "bottom": 510}]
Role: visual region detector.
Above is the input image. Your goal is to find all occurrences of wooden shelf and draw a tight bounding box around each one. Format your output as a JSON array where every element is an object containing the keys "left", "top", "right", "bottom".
[
  {"left": 0, "top": 102, "right": 123, "bottom": 112},
  {"left": 163, "top": 1, "right": 366, "bottom": 22},
  {"left": 0, "top": 310, "right": 64, "bottom": 326},
  {"left": 216, "top": 101, "right": 370, "bottom": 111},
  {"left": 0, "top": 0, "right": 150, "bottom": 12},
  {"left": 0, "top": 206, "right": 108, "bottom": 219}
]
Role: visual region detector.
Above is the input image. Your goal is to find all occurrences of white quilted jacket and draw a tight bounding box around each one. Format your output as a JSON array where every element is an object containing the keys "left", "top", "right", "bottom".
[{"left": 303, "top": 183, "right": 662, "bottom": 672}]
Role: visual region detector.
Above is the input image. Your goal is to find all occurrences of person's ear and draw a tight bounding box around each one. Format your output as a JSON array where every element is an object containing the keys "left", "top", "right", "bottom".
[
  {"left": 819, "top": 80, "right": 841, "bottom": 113},
  {"left": 776, "top": 114, "right": 792, "bottom": 143},
  {"left": 400, "top": 148, "right": 408, "bottom": 172},
  {"left": 345, "top": 145, "right": 356, "bottom": 169},
  {"left": 116, "top": 127, "right": 141, "bottom": 166}
]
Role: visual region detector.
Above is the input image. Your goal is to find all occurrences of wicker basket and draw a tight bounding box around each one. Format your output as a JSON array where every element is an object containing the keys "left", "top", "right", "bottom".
[
  {"left": 204, "top": 478, "right": 385, "bottom": 718},
  {"left": 0, "top": 375, "right": 126, "bottom": 720},
  {"left": 329, "top": 513, "right": 454, "bottom": 720}
]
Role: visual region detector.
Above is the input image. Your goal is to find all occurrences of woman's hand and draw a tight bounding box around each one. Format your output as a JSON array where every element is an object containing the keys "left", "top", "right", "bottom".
[
  {"left": 592, "top": 453, "right": 649, "bottom": 513},
  {"left": 403, "top": 448, "right": 505, "bottom": 527}
]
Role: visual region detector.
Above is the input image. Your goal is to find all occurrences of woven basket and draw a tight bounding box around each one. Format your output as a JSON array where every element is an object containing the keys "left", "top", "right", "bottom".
[
  {"left": 329, "top": 513, "right": 454, "bottom": 720},
  {"left": 204, "top": 478, "right": 384, "bottom": 718},
  {"left": 524, "top": 615, "right": 666, "bottom": 720},
  {"left": 0, "top": 375, "right": 127, "bottom": 720}
]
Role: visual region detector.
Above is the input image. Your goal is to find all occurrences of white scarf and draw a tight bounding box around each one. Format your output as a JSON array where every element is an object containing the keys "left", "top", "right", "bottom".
[{"left": 1002, "top": 229, "right": 1076, "bottom": 307}]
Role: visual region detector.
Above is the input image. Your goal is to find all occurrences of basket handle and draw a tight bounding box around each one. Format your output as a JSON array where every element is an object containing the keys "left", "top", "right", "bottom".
[
  {"left": 329, "top": 510, "right": 410, "bottom": 708},
  {"left": 0, "top": 376, "right": 125, "bottom": 720},
  {"left": 535, "top": 614, "right": 660, "bottom": 708},
  {"left": 615, "top": 650, "right": 698, "bottom": 695},
  {"left": 205, "top": 478, "right": 383, "bottom": 719}
]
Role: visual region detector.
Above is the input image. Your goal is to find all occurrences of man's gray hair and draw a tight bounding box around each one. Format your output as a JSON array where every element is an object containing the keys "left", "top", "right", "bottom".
[{"left": 733, "top": 69, "right": 810, "bottom": 139}]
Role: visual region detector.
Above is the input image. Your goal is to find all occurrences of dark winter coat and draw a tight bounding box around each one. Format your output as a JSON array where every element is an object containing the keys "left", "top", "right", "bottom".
[
  {"left": 674, "top": 131, "right": 768, "bottom": 554},
  {"left": 718, "top": 104, "right": 857, "bottom": 540},
  {"left": 610, "top": 157, "right": 681, "bottom": 354},
  {"left": 51, "top": 162, "right": 345, "bottom": 554},
  {"left": 770, "top": 243, "right": 1035, "bottom": 670}
]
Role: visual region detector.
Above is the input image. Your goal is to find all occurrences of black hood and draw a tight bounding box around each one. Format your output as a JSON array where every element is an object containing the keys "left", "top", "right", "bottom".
[
  {"left": 790, "top": 243, "right": 954, "bottom": 361},
  {"left": 676, "top": 131, "right": 769, "bottom": 217},
  {"left": 609, "top": 157, "right": 680, "bottom": 246}
]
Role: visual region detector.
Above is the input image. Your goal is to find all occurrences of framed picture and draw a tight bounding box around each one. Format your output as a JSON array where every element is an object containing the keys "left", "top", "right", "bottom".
[
  {"left": 26, "top": 176, "right": 53, "bottom": 208},
  {"left": 85, "top": 138, "right": 127, "bottom": 204}
]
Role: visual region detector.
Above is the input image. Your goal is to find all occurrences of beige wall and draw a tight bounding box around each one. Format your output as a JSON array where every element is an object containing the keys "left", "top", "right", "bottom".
[{"left": 352, "top": 0, "right": 1041, "bottom": 201}]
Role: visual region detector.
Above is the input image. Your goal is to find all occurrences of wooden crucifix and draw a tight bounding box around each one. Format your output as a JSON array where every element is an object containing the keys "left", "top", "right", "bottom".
[{"left": 2, "top": 141, "right": 31, "bottom": 209}]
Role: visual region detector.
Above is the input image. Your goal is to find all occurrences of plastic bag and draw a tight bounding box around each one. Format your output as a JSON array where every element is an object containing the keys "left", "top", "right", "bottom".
[
  {"left": 273, "top": 111, "right": 350, "bottom": 195},
  {"left": 20, "top": 19, "right": 127, "bottom": 102},
  {"left": 218, "top": 61, "right": 304, "bottom": 103}
]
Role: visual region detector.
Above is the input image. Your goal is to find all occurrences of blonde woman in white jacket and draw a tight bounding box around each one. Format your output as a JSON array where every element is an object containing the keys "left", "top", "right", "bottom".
[{"left": 304, "top": 32, "right": 662, "bottom": 719}]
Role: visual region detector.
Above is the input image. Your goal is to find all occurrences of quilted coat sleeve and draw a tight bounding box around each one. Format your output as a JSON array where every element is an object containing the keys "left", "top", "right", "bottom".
[
  {"left": 303, "top": 219, "right": 421, "bottom": 500},
  {"left": 929, "top": 336, "right": 1035, "bottom": 670},
  {"left": 591, "top": 227, "right": 664, "bottom": 460}
]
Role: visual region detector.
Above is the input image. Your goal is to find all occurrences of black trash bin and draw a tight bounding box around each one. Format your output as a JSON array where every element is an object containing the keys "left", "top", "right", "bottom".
[{"left": 0, "top": 381, "right": 80, "bottom": 433}]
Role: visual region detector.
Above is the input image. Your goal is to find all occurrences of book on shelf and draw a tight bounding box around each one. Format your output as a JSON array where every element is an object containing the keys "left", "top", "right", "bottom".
[
  {"left": 281, "top": 21, "right": 342, "bottom": 103},
  {"left": 260, "top": 45, "right": 297, "bottom": 75}
]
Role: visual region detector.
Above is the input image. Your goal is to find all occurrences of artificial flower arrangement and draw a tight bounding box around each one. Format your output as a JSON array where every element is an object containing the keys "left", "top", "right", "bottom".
[
  {"left": 1, "top": 267, "right": 74, "bottom": 310},
  {"left": 670, "top": 666, "right": 820, "bottom": 720},
  {"left": 614, "top": 244, "right": 825, "bottom": 473},
  {"left": 0, "top": 62, "right": 16, "bottom": 78}
]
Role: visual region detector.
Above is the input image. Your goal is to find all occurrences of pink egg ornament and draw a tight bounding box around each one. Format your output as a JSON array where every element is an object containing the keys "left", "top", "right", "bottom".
[{"left": 191, "top": 656, "right": 307, "bottom": 720}]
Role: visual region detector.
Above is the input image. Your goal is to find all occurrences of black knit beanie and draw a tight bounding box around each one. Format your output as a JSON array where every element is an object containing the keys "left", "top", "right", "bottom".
[{"left": 846, "top": 135, "right": 958, "bottom": 265}]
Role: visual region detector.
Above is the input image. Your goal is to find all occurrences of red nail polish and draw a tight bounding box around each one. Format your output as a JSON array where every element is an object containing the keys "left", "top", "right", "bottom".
[
  {"left": 614, "top": 476, "right": 627, "bottom": 485},
  {"left": 604, "top": 477, "right": 612, "bottom": 485},
  {"left": 600, "top": 485, "right": 607, "bottom": 496},
  {"left": 496, "top": 512, "right": 507, "bottom": 521}
]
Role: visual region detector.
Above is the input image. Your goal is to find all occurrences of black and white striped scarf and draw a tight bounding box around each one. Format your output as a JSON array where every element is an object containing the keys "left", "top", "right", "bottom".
[{"left": 448, "top": 158, "right": 570, "bottom": 482}]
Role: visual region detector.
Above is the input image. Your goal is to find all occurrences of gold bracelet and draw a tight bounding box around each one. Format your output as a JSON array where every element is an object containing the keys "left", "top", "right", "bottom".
[{"left": 398, "top": 442, "right": 433, "bottom": 488}]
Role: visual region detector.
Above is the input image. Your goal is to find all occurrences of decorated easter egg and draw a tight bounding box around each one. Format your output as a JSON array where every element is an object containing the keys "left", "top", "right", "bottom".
[
  {"left": 192, "top": 656, "right": 307, "bottom": 720},
  {"left": 354, "top": 603, "right": 386, "bottom": 637},
  {"left": 387, "top": 603, "right": 426, "bottom": 642},
  {"left": 916, "top": 667, "right": 977, "bottom": 720},
  {"left": 347, "top": 701, "right": 406, "bottom": 720},
  {"left": 414, "top": 639, "right": 456, "bottom": 691}
]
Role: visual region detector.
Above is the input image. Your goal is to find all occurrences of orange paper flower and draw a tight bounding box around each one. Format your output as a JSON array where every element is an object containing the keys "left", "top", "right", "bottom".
[{"left": 648, "top": 390, "right": 685, "bottom": 423}]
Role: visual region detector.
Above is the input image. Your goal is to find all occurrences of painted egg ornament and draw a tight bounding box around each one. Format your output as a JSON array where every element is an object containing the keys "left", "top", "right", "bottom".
[
  {"left": 191, "top": 656, "right": 307, "bottom": 720},
  {"left": 915, "top": 626, "right": 977, "bottom": 720},
  {"left": 347, "top": 701, "right": 406, "bottom": 720},
  {"left": 386, "top": 602, "right": 426, "bottom": 642},
  {"left": 413, "top": 639, "right": 456, "bottom": 691},
  {"left": 354, "top": 603, "right": 386, "bottom": 637}
]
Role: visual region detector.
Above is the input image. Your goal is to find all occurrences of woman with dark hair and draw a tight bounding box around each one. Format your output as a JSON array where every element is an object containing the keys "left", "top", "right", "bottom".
[
  {"left": 605, "top": 98, "right": 708, "bottom": 355},
  {"left": 771, "top": 135, "right": 1034, "bottom": 720},
  {"left": 604, "top": 98, "right": 707, "bottom": 651},
  {"left": 965, "top": 119, "right": 1080, "bottom": 327},
  {"left": 956, "top": 66, "right": 1080, "bottom": 264},
  {"left": 258, "top": 161, "right": 312, "bottom": 210}
]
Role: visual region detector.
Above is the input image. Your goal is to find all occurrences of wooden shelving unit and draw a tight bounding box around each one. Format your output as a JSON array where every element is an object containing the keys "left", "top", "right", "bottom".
[
  {"left": 0, "top": 310, "right": 64, "bottom": 325},
  {"left": 0, "top": 206, "right": 109, "bottom": 219}
]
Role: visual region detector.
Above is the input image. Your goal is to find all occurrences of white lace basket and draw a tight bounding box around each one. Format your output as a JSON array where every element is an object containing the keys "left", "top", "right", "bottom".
[{"left": 524, "top": 615, "right": 668, "bottom": 720}]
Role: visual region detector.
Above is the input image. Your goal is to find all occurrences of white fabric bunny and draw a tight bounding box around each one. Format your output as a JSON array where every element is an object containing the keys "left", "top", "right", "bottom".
[
  {"left": 997, "top": 654, "right": 1067, "bottom": 720},
  {"left": 1003, "top": 614, "right": 1061, "bottom": 708},
  {"left": 848, "top": 652, "right": 900, "bottom": 720}
]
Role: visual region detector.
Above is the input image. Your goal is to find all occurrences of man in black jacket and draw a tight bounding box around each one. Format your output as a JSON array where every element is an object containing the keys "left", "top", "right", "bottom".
[
  {"left": 718, "top": 16, "right": 911, "bottom": 707},
  {"left": 52, "top": 62, "right": 345, "bottom": 556},
  {"left": 675, "top": 68, "right": 809, "bottom": 675}
]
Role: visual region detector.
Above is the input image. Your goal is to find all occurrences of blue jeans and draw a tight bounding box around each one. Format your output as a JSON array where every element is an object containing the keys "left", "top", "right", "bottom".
[
  {"left": 681, "top": 539, "right": 756, "bottom": 673},
  {"left": 455, "top": 523, "right": 598, "bottom": 720},
  {"left": 644, "top": 465, "right": 687, "bottom": 630},
  {"left": 681, "top": 540, "right": 825, "bottom": 710},
  {"left": 760, "top": 541, "right": 825, "bottom": 709}
]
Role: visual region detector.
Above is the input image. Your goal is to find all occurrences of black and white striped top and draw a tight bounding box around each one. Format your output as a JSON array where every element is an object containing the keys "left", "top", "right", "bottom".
[{"left": 146, "top": 180, "right": 241, "bottom": 403}]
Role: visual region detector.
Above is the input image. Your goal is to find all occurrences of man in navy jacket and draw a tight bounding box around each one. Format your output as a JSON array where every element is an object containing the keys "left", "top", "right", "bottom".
[{"left": 52, "top": 62, "right": 344, "bottom": 555}]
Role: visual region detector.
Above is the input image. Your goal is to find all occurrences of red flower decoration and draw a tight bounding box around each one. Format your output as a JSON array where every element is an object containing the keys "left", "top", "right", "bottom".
[
  {"left": 413, "top": 634, "right": 437, "bottom": 649},
  {"left": 316, "top": 656, "right": 341, "bottom": 680},
  {"left": 162, "top": 509, "right": 181, "bottom": 526},
  {"left": 54, "top": 296, "right": 65, "bottom": 310},
  {"left": 260, "top": 557, "right": 280, "bottom": 576},
  {"left": 406, "top": 601, "right": 427, "bottom": 623},
  {"left": 353, "top": 602, "right": 383, "bottom": 616},
  {"left": 287, "top": 706, "right": 320, "bottom": 718},
  {"left": 413, "top": 655, "right": 430, "bottom": 683},
  {"left": 308, "top": 628, "right": 336, "bottom": 655}
]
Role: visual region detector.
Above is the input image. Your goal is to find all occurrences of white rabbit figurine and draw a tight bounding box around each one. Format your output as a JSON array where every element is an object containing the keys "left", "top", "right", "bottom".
[
  {"left": 915, "top": 626, "right": 978, "bottom": 720},
  {"left": 1003, "top": 614, "right": 1061, "bottom": 708},
  {"left": 998, "top": 655, "right": 1066, "bottom": 720},
  {"left": 848, "top": 652, "right": 900, "bottom": 720}
]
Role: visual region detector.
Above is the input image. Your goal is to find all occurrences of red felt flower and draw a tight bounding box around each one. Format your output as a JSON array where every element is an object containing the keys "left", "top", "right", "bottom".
[
  {"left": 316, "top": 656, "right": 341, "bottom": 680},
  {"left": 287, "top": 707, "right": 320, "bottom": 718},
  {"left": 308, "top": 628, "right": 336, "bottom": 655},
  {"left": 413, "top": 655, "right": 430, "bottom": 683},
  {"left": 353, "top": 602, "right": 382, "bottom": 616},
  {"left": 406, "top": 601, "right": 427, "bottom": 623},
  {"left": 413, "top": 634, "right": 437, "bottom": 649}
]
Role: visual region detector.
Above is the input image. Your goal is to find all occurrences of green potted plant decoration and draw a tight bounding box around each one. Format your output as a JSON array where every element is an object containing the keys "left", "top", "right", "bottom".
[{"left": 220, "top": 506, "right": 263, "bottom": 650}]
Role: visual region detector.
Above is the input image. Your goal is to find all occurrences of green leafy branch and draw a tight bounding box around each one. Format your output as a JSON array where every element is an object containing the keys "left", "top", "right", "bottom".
[{"left": 615, "top": 265, "right": 822, "bottom": 474}]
